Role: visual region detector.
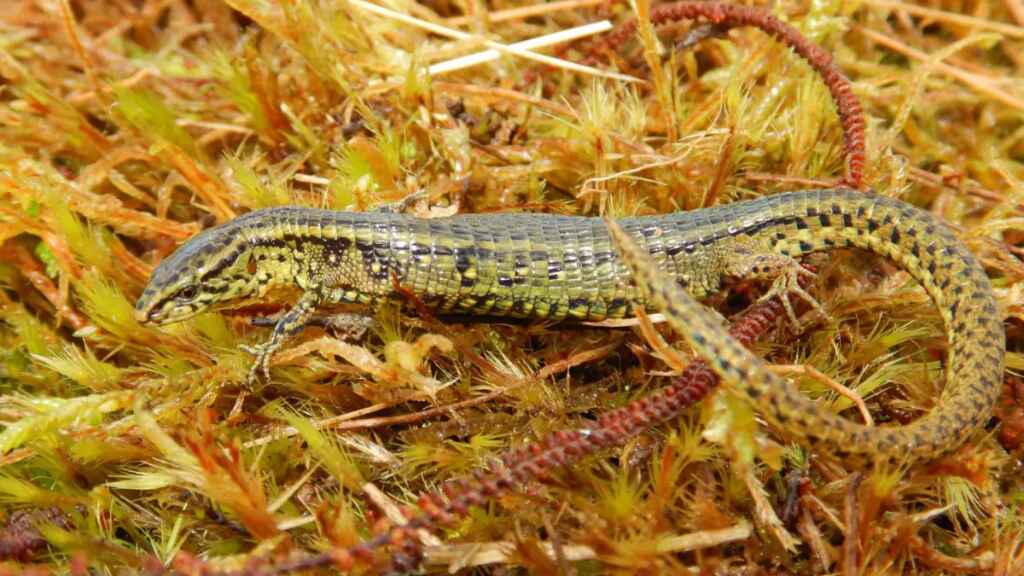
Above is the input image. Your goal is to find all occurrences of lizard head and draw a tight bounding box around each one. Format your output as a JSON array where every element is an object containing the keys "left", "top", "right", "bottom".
[{"left": 135, "top": 219, "right": 262, "bottom": 326}]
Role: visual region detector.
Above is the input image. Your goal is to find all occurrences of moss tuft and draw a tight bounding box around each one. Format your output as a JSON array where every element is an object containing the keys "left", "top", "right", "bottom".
[{"left": 1, "top": 0, "right": 1020, "bottom": 573}]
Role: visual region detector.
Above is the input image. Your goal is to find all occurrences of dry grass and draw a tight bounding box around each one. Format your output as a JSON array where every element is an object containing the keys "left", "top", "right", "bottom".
[{"left": 1, "top": 0, "right": 1023, "bottom": 574}]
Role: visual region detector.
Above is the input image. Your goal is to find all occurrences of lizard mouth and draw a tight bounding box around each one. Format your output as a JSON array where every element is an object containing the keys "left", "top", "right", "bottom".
[
  {"left": 136, "top": 302, "right": 215, "bottom": 326},
  {"left": 135, "top": 307, "right": 159, "bottom": 324}
]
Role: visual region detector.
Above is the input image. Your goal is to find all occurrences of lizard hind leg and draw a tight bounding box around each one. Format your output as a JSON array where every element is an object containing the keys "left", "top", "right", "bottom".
[{"left": 724, "top": 250, "right": 828, "bottom": 328}]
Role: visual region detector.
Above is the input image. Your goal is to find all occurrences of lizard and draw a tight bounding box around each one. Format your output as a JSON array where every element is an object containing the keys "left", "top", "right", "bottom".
[{"left": 134, "top": 188, "right": 1004, "bottom": 466}]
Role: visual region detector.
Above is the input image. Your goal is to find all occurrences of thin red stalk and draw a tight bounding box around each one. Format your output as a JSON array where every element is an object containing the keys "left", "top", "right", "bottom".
[
  {"left": 188, "top": 285, "right": 797, "bottom": 575},
  {"left": 167, "top": 4, "right": 851, "bottom": 573},
  {"left": 385, "top": 287, "right": 791, "bottom": 570},
  {"left": 0, "top": 508, "right": 73, "bottom": 562},
  {"left": 583, "top": 1, "right": 866, "bottom": 189}
]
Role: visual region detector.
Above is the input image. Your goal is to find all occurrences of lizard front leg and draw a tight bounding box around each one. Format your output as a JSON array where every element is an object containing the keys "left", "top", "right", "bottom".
[
  {"left": 723, "top": 240, "right": 827, "bottom": 327},
  {"left": 241, "top": 290, "right": 320, "bottom": 384}
]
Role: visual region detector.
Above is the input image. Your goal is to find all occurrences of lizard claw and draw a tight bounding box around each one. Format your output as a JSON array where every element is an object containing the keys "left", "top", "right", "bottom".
[
  {"left": 240, "top": 342, "right": 273, "bottom": 384},
  {"left": 759, "top": 266, "right": 830, "bottom": 329}
]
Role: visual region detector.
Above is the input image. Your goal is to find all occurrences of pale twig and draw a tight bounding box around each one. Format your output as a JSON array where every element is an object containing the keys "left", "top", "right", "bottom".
[
  {"left": 349, "top": 0, "right": 640, "bottom": 83},
  {"left": 770, "top": 364, "right": 874, "bottom": 426},
  {"left": 654, "top": 521, "right": 753, "bottom": 553},
  {"left": 175, "top": 119, "right": 255, "bottom": 135},
  {"left": 243, "top": 401, "right": 393, "bottom": 448},
  {"left": 445, "top": 0, "right": 607, "bottom": 26},
  {"left": 583, "top": 312, "right": 666, "bottom": 327},
  {"left": 742, "top": 466, "right": 800, "bottom": 551},
  {"left": 633, "top": 307, "right": 690, "bottom": 372},
  {"left": 796, "top": 504, "right": 835, "bottom": 572},
  {"left": 292, "top": 173, "right": 331, "bottom": 186},
  {"left": 842, "top": 474, "right": 863, "bottom": 576},
  {"left": 804, "top": 492, "right": 847, "bottom": 532},
  {"left": 429, "top": 21, "right": 612, "bottom": 76},
  {"left": 422, "top": 522, "right": 751, "bottom": 569}
]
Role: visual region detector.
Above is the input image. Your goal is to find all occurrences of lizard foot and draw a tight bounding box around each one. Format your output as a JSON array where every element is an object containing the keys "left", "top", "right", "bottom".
[
  {"left": 240, "top": 342, "right": 274, "bottom": 384},
  {"left": 759, "top": 265, "right": 829, "bottom": 329}
]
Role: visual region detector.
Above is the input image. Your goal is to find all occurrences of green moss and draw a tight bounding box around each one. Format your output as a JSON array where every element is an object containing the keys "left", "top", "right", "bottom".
[
  {"left": 114, "top": 87, "right": 199, "bottom": 158},
  {"left": 0, "top": 0, "right": 1021, "bottom": 573}
]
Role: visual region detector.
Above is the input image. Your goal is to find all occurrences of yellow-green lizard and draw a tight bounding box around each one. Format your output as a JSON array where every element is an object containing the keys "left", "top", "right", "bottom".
[{"left": 135, "top": 189, "right": 1004, "bottom": 466}]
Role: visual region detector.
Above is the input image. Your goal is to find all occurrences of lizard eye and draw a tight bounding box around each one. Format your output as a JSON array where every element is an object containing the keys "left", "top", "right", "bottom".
[{"left": 178, "top": 286, "right": 198, "bottom": 300}]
